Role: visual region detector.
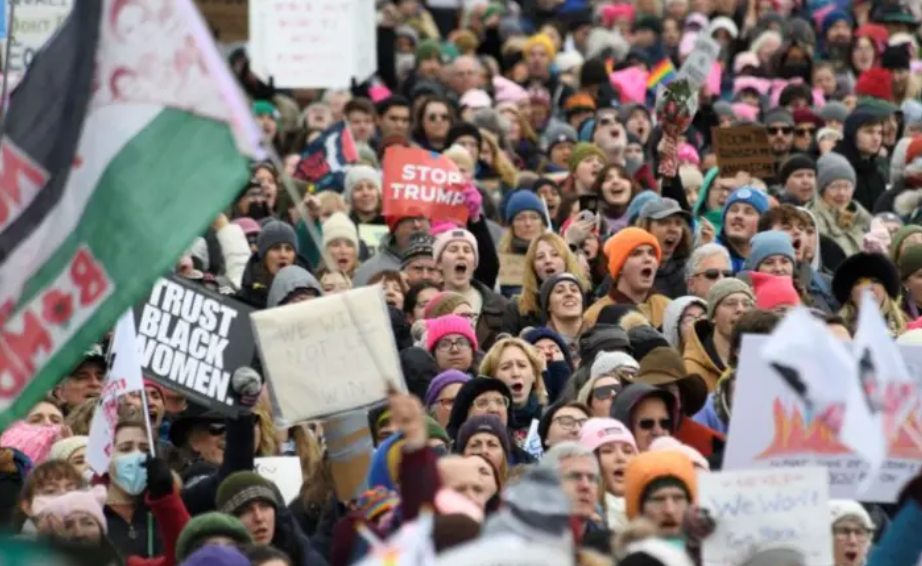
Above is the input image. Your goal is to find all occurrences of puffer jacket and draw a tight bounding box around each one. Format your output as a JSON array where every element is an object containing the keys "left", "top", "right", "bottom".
[{"left": 682, "top": 320, "right": 724, "bottom": 391}]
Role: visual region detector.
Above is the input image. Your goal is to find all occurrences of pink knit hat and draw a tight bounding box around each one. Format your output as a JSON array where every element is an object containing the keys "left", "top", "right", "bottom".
[
  {"left": 492, "top": 76, "right": 528, "bottom": 105},
  {"left": 677, "top": 143, "right": 699, "bottom": 166},
  {"left": 579, "top": 417, "right": 637, "bottom": 453},
  {"left": 32, "top": 486, "right": 108, "bottom": 533},
  {"left": 433, "top": 228, "right": 479, "bottom": 265},
  {"left": 425, "top": 315, "right": 479, "bottom": 353},
  {"left": 0, "top": 421, "right": 63, "bottom": 465},
  {"left": 750, "top": 271, "right": 801, "bottom": 311},
  {"left": 233, "top": 217, "right": 262, "bottom": 235}
]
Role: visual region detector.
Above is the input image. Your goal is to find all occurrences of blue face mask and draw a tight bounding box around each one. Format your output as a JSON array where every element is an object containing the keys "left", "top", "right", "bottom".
[{"left": 113, "top": 452, "right": 148, "bottom": 495}]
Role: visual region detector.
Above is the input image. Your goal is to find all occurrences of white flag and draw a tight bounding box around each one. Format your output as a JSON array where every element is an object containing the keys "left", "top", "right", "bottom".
[
  {"left": 761, "top": 306, "right": 855, "bottom": 429},
  {"left": 87, "top": 310, "right": 146, "bottom": 474},
  {"left": 846, "top": 290, "right": 919, "bottom": 492}
]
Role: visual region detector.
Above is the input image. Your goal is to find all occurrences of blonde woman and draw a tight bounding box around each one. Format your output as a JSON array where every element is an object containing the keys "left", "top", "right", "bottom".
[
  {"left": 832, "top": 252, "right": 908, "bottom": 336},
  {"left": 478, "top": 129, "right": 518, "bottom": 192},
  {"left": 496, "top": 102, "right": 541, "bottom": 169},
  {"left": 480, "top": 337, "right": 547, "bottom": 444},
  {"left": 502, "top": 232, "right": 590, "bottom": 336}
]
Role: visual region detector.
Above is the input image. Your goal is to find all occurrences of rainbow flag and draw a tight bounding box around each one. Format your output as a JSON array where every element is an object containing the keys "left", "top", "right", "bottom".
[{"left": 648, "top": 59, "right": 677, "bottom": 90}]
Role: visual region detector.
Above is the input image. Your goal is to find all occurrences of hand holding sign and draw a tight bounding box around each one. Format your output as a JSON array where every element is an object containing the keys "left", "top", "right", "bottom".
[{"left": 383, "top": 147, "right": 468, "bottom": 227}]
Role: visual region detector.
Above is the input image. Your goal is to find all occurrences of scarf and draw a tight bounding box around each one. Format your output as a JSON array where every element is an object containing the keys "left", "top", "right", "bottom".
[
  {"left": 510, "top": 392, "right": 541, "bottom": 434},
  {"left": 511, "top": 237, "right": 532, "bottom": 254}
]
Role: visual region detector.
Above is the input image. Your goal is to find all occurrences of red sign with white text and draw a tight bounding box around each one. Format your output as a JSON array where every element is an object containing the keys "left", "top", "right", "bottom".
[{"left": 382, "top": 147, "right": 468, "bottom": 227}]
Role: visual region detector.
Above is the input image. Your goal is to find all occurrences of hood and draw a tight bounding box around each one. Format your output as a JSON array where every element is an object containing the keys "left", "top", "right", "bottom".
[
  {"left": 624, "top": 450, "right": 698, "bottom": 520},
  {"left": 366, "top": 432, "right": 404, "bottom": 491},
  {"left": 662, "top": 296, "right": 707, "bottom": 349},
  {"left": 266, "top": 265, "right": 322, "bottom": 308},
  {"left": 609, "top": 382, "right": 679, "bottom": 431},
  {"left": 693, "top": 167, "right": 720, "bottom": 218}
]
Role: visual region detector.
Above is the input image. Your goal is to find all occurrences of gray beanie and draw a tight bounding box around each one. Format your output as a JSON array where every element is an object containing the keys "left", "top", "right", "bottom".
[
  {"left": 257, "top": 220, "right": 298, "bottom": 259},
  {"left": 267, "top": 265, "right": 322, "bottom": 307},
  {"left": 817, "top": 152, "right": 857, "bottom": 193},
  {"left": 818, "top": 101, "right": 849, "bottom": 124},
  {"left": 713, "top": 101, "right": 735, "bottom": 119},
  {"left": 706, "top": 277, "right": 754, "bottom": 319},
  {"left": 763, "top": 108, "right": 794, "bottom": 127},
  {"left": 343, "top": 165, "right": 381, "bottom": 204}
]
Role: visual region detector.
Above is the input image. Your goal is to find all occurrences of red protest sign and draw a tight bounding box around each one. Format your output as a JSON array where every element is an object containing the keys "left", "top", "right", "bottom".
[{"left": 382, "top": 147, "right": 468, "bottom": 226}]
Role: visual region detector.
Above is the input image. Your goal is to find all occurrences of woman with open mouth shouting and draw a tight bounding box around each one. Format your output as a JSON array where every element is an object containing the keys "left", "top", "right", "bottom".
[
  {"left": 578, "top": 418, "right": 638, "bottom": 532},
  {"left": 479, "top": 338, "right": 548, "bottom": 446}
]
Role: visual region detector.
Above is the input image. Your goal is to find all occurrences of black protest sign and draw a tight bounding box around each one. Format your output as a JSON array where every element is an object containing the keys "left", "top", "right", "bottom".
[{"left": 134, "top": 275, "right": 255, "bottom": 416}]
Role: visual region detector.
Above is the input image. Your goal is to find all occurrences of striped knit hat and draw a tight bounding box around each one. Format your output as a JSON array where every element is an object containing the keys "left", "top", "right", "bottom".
[
  {"left": 356, "top": 487, "right": 401, "bottom": 522},
  {"left": 216, "top": 471, "right": 279, "bottom": 516}
]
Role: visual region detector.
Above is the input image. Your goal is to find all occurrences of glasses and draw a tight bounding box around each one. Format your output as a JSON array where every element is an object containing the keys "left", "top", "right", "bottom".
[
  {"left": 592, "top": 384, "right": 622, "bottom": 401},
  {"left": 552, "top": 415, "right": 589, "bottom": 430},
  {"left": 427, "top": 113, "right": 450, "bottom": 122},
  {"left": 513, "top": 212, "right": 543, "bottom": 224},
  {"left": 695, "top": 268, "right": 733, "bottom": 280},
  {"left": 833, "top": 527, "right": 870, "bottom": 540},
  {"left": 722, "top": 298, "right": 754, "bottom": 309},
  {"left": 768, "top": 126, "right": 793, "bottom": 136},
  {"left": 795, "top": 127, "right": 816, "bottom": 137},
  {"left": 435, "top": 396, "right": 456, "bottom": 408},
  {"left": 473, "top": 396, "right": 510, "bottom": 410},
  {"left": 637, "top": 418, "right": 672, "bottom": 431},
  {"left": 436, "top": 337, "right": 472, "bottom": 352}
]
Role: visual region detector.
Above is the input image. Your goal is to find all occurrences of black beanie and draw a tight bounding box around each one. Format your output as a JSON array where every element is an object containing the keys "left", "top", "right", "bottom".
[
  {"left": 580, "top": 58, "right": 609, "bottom": 88},
  {"left": 445, "top": 122, "right": 482, "bottom": 149},
  {"left": 779, "top": 154, "right": 817, "bottom": 185},
  {"left": 882, "top": 45, "right": 911, "bottom": 71}
]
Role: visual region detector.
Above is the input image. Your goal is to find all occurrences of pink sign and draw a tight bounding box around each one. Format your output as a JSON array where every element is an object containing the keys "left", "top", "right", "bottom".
[{"left": 610, "top": 67, "right": 650, "bottom": 104}]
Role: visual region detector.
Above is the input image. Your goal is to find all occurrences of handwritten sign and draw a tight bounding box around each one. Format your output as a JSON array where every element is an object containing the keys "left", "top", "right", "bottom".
[
  {"left": 2, "top": 0, "right": 72, "bottom": 75},
  {"left": 498, "top": 253, "right": 527, "bottom": 287},
  {"left": 195, "top": 0, "right": 248, "bottom": 42},
  {"left": 382, "top": 146, "right": 468, "bottom": 227},
  {"left": 249, "top": 0, "right": 376, "bottom": 88},
  {"left": 134, "top": 275, "right": 254, "bottom": 416},
  {"left": 712, "top": 125, "right": 775, "bottom": 180},
  {"left": 679, "top": 35, "right": 720, "bottom": 89},
  {"left": 325, "top": 410, "right": 374, "bottom": 502},
  {"left": 255, "top": 456, "right": 303, "bottom": 504},
  {"left": 252, "top": 286, "right": 405, "bottom": 423},
  {"left": 700, "top": 468, "right": 832, "bottom": 566},
  {"left": 724, "top": 335, "right": 922, "bottom": 502}
]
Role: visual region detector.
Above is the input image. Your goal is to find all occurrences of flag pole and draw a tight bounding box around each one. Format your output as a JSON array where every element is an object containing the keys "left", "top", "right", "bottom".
[
  {"left": 139, "top": 384, "right": 157, "bottom": 457},
  {"left": 0, "top": 0, "right": 17, "bottom": 127}
]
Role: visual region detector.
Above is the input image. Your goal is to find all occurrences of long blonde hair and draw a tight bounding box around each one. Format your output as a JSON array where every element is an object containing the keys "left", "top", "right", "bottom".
[
  {"left": 479, "top": 338, "right": 548, "bottom": 405},
  {"left": 518, "top": 233, "right": 590, "bottom": 316},
  {"left": 255, "top": 398, "right": 280, "bottom": 457},
  {"left": 839, "top": 297, "right": 908, "bottom": 336},
  {"left": 480, "top": 129, "right": 518, "bottom": 188}
]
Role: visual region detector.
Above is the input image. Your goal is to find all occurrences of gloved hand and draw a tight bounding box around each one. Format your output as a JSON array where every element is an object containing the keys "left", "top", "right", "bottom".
[
  {"left": 462, "top": 181, "right": 482, "bottom": 223},
  {"left": 232, "top": 366, "right": 263, "bottom": 409},
  {"left": 144, "top": 456, "right": 174, "bottom": 499},
  {"left": 683, "top": 505, "right": 716, "bottom": 546}
]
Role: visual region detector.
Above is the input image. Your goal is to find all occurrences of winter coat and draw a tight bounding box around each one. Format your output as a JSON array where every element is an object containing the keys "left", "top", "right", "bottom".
[
  {"left": 583, "top": 288, "right": 672, "bottom": 329},
  {"left": 834, "top": 123, "right": 888, "bottom": 212},
  {"left": 653, "top": 256, "right": 689, "bottom": 300},
  {"left": 471, "top": 279, "right": 508, "bottom": 351},
  {"left": 236, "top": 254, "right": 312, "bottom": 309},
  {"left": 683, "top": 320, "right": 724, "bottom": 391},
  {"left": 866, "top": 499, "right": 922, "bottom": 566},
  {"left": 273, "top": 503, "right": 330, "bottom": 566},
  {"left": 126, "top": 491, "right": 190, "bottom": 566},
  {"left": 501, "top": 296, "right": 543, "bottom": 338},
  {"left": 104, "top": 500, "right": 162, "bottom": 559},
  {"left": 809, "top": 197, "right": 872, "bottom": 257}
]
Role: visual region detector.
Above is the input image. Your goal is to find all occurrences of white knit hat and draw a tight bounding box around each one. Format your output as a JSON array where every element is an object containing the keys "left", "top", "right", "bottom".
[
  {"left": 590, "top": 351, "right": 639, "bottom": 380},
  {"left": 48, "top": 436, "right": 89, "bottom": 463},
  {"left": 829, "top": 499, "right": 874, "bottom": 530},
  {"left": 343, "top": 165, "right": 381, "bottom": 204},
  {"left": 322, "top": 212, "right": 359, "bottom": 249}
]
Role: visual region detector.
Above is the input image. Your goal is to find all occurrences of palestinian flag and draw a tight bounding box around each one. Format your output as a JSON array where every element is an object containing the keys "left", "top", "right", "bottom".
[{"left": 0, "top": 0, "right": 262, "bottom": 429}]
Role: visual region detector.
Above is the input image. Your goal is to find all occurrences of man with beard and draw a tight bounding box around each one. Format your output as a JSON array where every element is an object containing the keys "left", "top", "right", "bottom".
[
  {"left": 819, "top": 9, "right": 854, "bottom": 71},
  {"left": 764, "top": 109, "right": 796, "bottom": 181},
  {"left": 624, "top": 450, "right": 698, "bottom": 544},
  {"left": 684, "top": 278, "right": 754, "bottom": 389},
  {"left": 718, "top": 187, "right": 769, "bottom": 274},
  {"left": 584, "top": 228, "right": 672, "bottom": 328}
]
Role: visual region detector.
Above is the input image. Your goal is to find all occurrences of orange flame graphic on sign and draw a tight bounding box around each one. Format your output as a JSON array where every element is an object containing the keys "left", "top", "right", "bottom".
[{"left": 757, "top": 399, "right": 922, "bottom": 459}]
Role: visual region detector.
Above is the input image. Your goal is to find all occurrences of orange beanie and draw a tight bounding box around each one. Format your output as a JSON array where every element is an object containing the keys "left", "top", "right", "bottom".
[
  {"left": 624, "top": 450, "right": 698, "bottom": 520},
  {"left": 604, "top": 227, "right": 662, "bottom": 280}
]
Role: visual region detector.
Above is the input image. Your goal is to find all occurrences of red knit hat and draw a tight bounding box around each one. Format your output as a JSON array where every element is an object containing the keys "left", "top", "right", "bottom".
[
  {"left": 905, "top": 136, "right": 922, "bottom": 165},
  {"left": 855, "top": 68, "right": 894, "bottom": 102},
  {"left": 603, "top": 227, "right": 662, "bottom": 280},
  {"left": 855, "top": 24, "right": 890, "bottom": 53},
  {"left": 750, "top": 272, "right": 801, "bottom": 311}
]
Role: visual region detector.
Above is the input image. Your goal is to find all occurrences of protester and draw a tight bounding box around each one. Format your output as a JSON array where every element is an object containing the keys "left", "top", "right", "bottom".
[
  {"left": 684, "top": 278, "right": 754, "bottom": 389},
  {"left": 579, "top": 418, "right": 637, "bottom": 532}
]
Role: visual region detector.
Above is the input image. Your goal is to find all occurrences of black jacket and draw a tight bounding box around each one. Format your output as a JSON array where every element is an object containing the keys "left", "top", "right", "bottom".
[
  {"left": 653, "top": 256, "right": 689, "bottom": 299},
  {"left": 501, "top": 296, "right": 543, "bottom": 338},
  {"left": 180, "top": 414, "right": 255, "bottom": 517},
  {"left": 835, "top": 113, "right": 888, "bottom": 213},
  {"left": 470, "top": 279, "right": 508, "bottom": 351}
]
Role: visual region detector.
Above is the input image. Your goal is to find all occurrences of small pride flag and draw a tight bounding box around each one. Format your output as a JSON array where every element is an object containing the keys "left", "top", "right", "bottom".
[{"left": 647, "top": 59, "right": 677, "bottom": 90}]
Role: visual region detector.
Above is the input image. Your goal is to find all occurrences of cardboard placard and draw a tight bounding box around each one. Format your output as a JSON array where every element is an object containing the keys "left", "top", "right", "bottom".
[
  {"left": 382, "top": 146, "right": 468, "bottom": 227},
  {"left": 134, "top": 275, "right": 255, "bottom": 416},
  {"left": 293, "top": 122, "right": 359, "bottom": 192},
  {"left": 700, "top": 468, "right": 832, "bottom": 566},
  {"left": 724, "top": 335, "right": 922, "bottom": 502},
  {"left": 498, "top": 253, "right": 527, "bottom": 287},
  {"left": 251, "top": 286, "right": 405, "bottom": 423},
  {"left": 325, "top": 410, "right": 374, "bottom": 503},
  {"left": 195, "top": 0, "right": 248, "bottom": 42},
  {"left": 249, "top": 0, "right": 377, "bottom": 88},
  {"left": 712, "top": 125, "right": 775, "bottom": 180},
  {"left": 679, "top": 35, "right": 720, "bottom": 88},
  {"left": 255, "top": 456, "right": 303, "bottom": 504}
]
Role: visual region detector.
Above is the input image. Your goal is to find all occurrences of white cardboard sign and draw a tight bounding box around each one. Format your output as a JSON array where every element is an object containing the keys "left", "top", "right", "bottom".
[{"left": 255, "top": 456, "right": 303, "bottom": 504}]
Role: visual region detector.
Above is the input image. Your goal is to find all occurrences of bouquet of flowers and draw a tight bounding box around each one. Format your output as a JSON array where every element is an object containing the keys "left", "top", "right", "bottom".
[{"left": 655, "top": 79, "right": 698, "bottom": 178}]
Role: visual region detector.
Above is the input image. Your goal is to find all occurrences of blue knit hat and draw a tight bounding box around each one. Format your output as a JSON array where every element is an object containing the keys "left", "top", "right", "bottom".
[
  {"left": 627, "top": 191, "right": 661, "bottom": 225},
  {"left": 504, "top": 190, "right": 546, "bottom": 224},
  {"left": 745, "top": 230, "right": 796, "bottom": 271},
  {"left": 722, "top": 186, "right": 769, "bottom": 221}
]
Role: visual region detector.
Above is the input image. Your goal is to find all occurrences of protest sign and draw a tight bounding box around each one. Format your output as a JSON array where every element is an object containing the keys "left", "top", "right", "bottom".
[
  {"left": 498, "top": 253, "right": 527, "bottom": 287},
  {"left": 134, "top": 275, "right": 255, "bottom": 417},
  {"left": 610, "top": 67, "right": 649, "bottom": 104},
  {"left": 195, "top": 0, "right": 248, "bottom": 42},
  {"left": 252, "top": 286, "right": 405, "bottom": 423},
  {"left": 359, "top": 224, "right": 389, "bottom": 254},
  {"left": 87, "top": 311, "right": 145, "bottom": 475},
  {"left": 724, "top": 335, "right": 922, "bottom": 502},
  {"left": 2, "top": 0, "right": 72, "bottom": 75},
  {"left": 700, "top": 468, "right": 832, "bottom": 566},
  {"left": 249, "top": 0, "right": 377, "bottom": 88},
  {"left": 712, "top": 125, "right": 775, "bottom": 179},
  {"left": 679, "top": 34, "right": 720, "bottom": 88},
  {"left": 436, "top": 536, "right": 574, "bottom": 566},
  {"left": 293, "top": 122, "right": 359, "bottom": 192},
  {"left": 325, "top": 410, "right": 374, "bottom": 502},
  {"left": 255, "top": 457, "right": 303, "bottom": 504},
  {"left": 382, "top": 147, "right": 468, "bottom": 227}
]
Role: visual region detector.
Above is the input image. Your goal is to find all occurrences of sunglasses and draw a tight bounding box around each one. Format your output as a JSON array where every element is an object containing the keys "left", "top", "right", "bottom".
[
  {"left": 795, "top": 128, "right": 816, "bottom": 137},
  {"left": 637, "top": 418, "right": 672, "bottom": 431},
  {"left": 768, "top": 126, "right": 793, "bottom": 136},
  {"left": 695, "top": 268, "right": 733, "bottom": 280},
  {"left": 427, "top": 113, "right": 450, "bottom": 122},
  {"left": 592, "top": 384, "right": 622, "bottom": 401}
]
